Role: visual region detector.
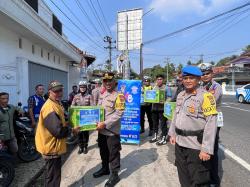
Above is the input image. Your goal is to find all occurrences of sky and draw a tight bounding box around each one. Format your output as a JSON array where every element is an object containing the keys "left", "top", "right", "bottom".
[{"left": 44, "top": 0, "right": 250, "bottom": 73}]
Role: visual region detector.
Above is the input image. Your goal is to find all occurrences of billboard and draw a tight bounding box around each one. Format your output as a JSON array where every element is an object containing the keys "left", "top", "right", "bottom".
[{"left": 117, "top": 8, "right": 143, "bottom": 51}]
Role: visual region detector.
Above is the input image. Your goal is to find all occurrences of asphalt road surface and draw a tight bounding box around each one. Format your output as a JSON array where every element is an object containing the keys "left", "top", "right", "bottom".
[{"left": 219, "top": 95, "right": 250, "bottom": 187}]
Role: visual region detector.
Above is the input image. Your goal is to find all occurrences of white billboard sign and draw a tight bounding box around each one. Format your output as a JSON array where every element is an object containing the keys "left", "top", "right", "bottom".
[{"left": 117, "top": 8, "right": 143, "bottom": 51}]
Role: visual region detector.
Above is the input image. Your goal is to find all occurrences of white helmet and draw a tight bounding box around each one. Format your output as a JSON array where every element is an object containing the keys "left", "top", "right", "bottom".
[
  {"left": 79, "top": 80, "right": 88, "bottom": 86},
  {"left": 198, "top": 63, "right": 213, "bottom": 72}
]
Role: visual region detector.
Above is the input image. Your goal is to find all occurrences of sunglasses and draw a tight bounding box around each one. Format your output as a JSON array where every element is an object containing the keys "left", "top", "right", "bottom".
[{"left": 202, "top": 72, "right": 212, "bottom": 76}]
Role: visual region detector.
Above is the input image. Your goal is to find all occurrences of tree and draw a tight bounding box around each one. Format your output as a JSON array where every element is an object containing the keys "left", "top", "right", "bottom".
[
  {"left": 176, "top": 63, "right": 183, "bottom": 73},
  {"left": 243, "top": 45, "right": 250, "bottom": 53},
  {"left": 187, "top": 60, "right": 192, "bottom": 65},
  {"left": 216, "top": 55, "right": 238, "bottom": 67}
]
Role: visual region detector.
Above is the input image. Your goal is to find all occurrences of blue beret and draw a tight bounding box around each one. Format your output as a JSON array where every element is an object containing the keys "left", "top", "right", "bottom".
[{"left": 182, "top": 66, "right": 202, "bottom": 77}]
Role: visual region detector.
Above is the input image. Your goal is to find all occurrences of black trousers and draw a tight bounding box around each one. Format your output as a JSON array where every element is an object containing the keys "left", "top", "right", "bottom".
[
  {"left": 152, "top": 111, "right": 168, "bottom": 136},
  {"left": 78, "top": 131, "right": 89, "bottom": 148},
  {"left": 175, "top": 144, "right": 211, "bottom": 187},
  {"left": 98, "top": 133, "right": 121, "bottom": 172},
  {"left": 140, "top": 105, "right": 153, "bottom": 131},
  {"left": 211, "top": 127, "right": 221, "bottom": 186},
  {"left": 44, "top": 157, "right": 61, "bottom": 187}
]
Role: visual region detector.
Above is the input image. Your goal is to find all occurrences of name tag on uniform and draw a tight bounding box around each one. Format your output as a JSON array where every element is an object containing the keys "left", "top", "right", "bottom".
[
  {"left": 217, "top": 112, "right": 224, "bottom": 127},
  {"left": 69, "top": 106, "right": 104, "bottom": 131}
]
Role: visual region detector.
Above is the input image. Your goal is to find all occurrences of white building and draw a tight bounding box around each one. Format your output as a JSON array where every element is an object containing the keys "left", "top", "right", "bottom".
[{"left": 0, "top": 0, "right": 95, "bottom": 105}]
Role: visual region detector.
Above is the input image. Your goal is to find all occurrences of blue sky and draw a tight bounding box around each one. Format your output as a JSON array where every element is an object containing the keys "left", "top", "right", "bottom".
[{"left": 44, "top": 0, "right": 250, "bottom": 73}]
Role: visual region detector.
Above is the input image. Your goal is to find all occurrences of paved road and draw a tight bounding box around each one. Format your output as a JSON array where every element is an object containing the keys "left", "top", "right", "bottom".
[{"left": 219, "top": 95, "right": 250, "bottom": 187}]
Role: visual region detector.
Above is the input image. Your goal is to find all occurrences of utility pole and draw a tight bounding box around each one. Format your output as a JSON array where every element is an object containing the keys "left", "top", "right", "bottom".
[
  {"left": 104, "top": 36, "right": 116, "bottom": 71},
  {"left": 140, "top": 43, "right": 143, "bottom": 79},
  {"left": 164, "top": 57, "right": 170, "bottom": 83},
  {"left": 200, "top": 54, "right": 204, "bottom": 64}
]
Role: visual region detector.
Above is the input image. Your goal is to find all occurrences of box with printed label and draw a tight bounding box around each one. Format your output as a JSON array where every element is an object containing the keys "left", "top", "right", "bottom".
[
  {"left": 144, "top": 90, "right": 165, "bottom": 103},
  {"left": 69, "top": 106, "right": 104, "bottom": 131}
]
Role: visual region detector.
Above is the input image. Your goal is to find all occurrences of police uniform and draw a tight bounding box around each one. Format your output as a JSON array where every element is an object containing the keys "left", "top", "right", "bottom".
[
  {"left": 140, "top": 82, "right": 153, "bottom": 135},
  {"left": 199, "top": 63, "right": 223, "bottom": 186},
  {"left": 91, "top": 85, "right": 101, "bottom": 106},
  {"left": 93, "top": 72, "right": 125, "bottom": 187},
  {"left": 71, "top": 86, "right": 93, "bottom": 154},
  {"left": 168, "top": 66, "right": 218, "bottom": 187}
]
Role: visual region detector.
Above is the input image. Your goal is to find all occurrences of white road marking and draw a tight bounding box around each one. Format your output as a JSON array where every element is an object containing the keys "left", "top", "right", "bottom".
[
  {"left": 222, "top": 105, "right": 250, "bottom": 112},
  {"left": 219, "top": 144, "right": 250, "bottom": 172}
]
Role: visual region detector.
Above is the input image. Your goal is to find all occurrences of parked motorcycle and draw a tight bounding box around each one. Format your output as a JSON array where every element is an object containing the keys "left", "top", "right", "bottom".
[
  {"left": 0, "top": 141, "right": 15, "bottom": 186},
  {"left": 14, "top": 116, "right": 40, "bottom": 162}
]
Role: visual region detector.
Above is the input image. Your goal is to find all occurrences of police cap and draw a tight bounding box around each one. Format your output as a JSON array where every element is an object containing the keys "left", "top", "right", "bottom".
[
  {"left": 102, "top": 72, "right": 115, "bottom": 80},
  {"left": 182, "top": 66, "right": 202, "bottom": 77},
  {"left": 48, "top": 80, "right": 63, "bottom": 91}
]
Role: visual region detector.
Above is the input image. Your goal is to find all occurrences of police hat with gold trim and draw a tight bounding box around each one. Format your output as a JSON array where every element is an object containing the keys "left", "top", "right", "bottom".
[
  {"left": 48, "top": 80, "right": 64, "bottom": 91},
  {"left": 182, "top": 66, "right": 202, "bottom": 77},
  {"left": 102, "top": 72, "right": 115, "bottom": 80}
]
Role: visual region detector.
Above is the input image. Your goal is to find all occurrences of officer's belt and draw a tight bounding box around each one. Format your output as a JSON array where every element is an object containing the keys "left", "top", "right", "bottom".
[{"left": 175, "top": 128, "right": 203, "bottom": 137}]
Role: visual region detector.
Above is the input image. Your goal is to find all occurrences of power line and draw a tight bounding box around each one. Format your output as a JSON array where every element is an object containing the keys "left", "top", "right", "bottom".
[
  {"left": 48, "top": 0, "right": 103, "bottom": 50},
  {"left": 61, "top": 0, "right": 101, "bottom": 45},
  {"left": 144, "top": 2, "right": 250, "bottom": 45},
  {"left": 87, "top": 0, "right": 108, "bottom": 36},
  {"left": 75, "top": 0, "right": 104, "bottom": 40},
  {"left": 96, "top": 0, "right": 113, "bottom": 37},
  {"left": 130, "top": 49, "right": 241, "bottom": 57},
  {"left": 180, "top": 8, "right": 250, "bottom": 54}
]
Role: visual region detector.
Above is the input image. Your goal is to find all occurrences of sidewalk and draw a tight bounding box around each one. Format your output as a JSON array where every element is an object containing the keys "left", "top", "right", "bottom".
[{"left": 61, "top": 128, "right": 180, "bottom": 187}]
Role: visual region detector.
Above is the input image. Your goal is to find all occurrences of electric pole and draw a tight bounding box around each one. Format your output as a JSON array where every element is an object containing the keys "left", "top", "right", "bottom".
[
  {"left": 164, "top": 57, "right": 170, "bottom": 83},
  {"left": 104, "top": 36, "right": 116, "bottom": 71}
]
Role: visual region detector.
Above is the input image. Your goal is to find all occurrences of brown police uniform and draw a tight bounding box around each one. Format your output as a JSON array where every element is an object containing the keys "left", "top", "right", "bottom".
[
  {"left": 96, "top": 73, "right": 125, "bottom": 175},
  {"left": 168, "top": 87, "right": 218, "bottom": 187},
  {"left": 202, "top": 80, "right": 223, "bottom": 186},
  {"left": 71, "top": 93, "right": 92, "bottom": 150},
  {"left": 92, "top": 87, "right": 101, "bottom": 106}
]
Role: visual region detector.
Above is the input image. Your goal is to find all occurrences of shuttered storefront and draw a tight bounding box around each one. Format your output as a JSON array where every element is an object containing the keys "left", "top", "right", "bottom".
[{"left": 28, "top": 62, "right": 68, "bottom": 99}]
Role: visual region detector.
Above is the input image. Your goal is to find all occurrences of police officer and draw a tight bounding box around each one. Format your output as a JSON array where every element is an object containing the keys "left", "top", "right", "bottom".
[
  {"left": 199, "top": 63, "right": 223, "bottom": 187},
  {"left": 168, "top": 66, "right": 218, "bottom": 187},
  {"left": 140, "top": 76, "right": 153, "bottom": 136},
  {"left": 150, "top": 74, "right": 169, "bottom": 145},
  {"left": 93, "top": 72, "right": 125, "bottom": 187},
  {"left": 71, "top": 80, "right": 93, "bottom": 154},
  {"left": 91, "top": 78, "right": 102, "bottom": 106}
]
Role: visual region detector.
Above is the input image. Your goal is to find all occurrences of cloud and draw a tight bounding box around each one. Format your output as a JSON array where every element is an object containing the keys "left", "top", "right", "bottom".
[{"left": 149, "top": 0, "right": 243, "bottom": 22}]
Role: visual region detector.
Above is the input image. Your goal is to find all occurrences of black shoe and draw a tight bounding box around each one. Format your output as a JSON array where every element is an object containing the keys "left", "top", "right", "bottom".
[
  {"left": 148, "top": 130, "right": 153, "bottom": 136},
  {"left": 149, "top": 133, "right": 158, "bottom": 143},
  {"left": 156, "top": 136, "right": 167, "bottom": 146},
  {"left": 93, "top": 168, "right": 110, "bottom": 178},
  {"left": 140, "top": 129, "right": 145, "bottom": 134},
  {"left": 78, "top": 147, "right": 84, "bottom": 154},
  {"left": 104, "top": 172, "right": 120, "bottom": 187},
  {"left": 83, "top": 147, "right": 88, "bottom": 154}
]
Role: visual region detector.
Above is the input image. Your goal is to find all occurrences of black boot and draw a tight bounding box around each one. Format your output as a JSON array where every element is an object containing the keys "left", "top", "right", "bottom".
[
  {"left": 104, "top": 171, "right": 120, "bottom": 187},
  {"left": 93, "top": 167, "right": 110, "bottom": 178},
  {"left": 149, "top": 133, "right": 158, "bottom": 143},
  {"left": 78, "top": 147, "right": 84, "bottom": 154},
  {"left": 83, "top": 146, "right": 88, "bottom": 154}
]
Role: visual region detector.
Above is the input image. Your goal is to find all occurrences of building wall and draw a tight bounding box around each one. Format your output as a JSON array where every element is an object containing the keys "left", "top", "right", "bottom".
[{"left": 0, "top": 25, "right": 71, "bottom": 105}]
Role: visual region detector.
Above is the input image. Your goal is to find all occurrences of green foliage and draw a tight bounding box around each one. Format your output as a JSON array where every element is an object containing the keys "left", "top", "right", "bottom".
[{"left": 215, "top": 55, "right": 238, "bottom": 66}]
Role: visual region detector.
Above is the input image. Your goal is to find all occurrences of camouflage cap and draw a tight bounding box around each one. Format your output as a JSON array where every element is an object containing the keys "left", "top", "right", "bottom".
[{"left": 48, "top": 80, "right": 63, "bottom": 91}]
